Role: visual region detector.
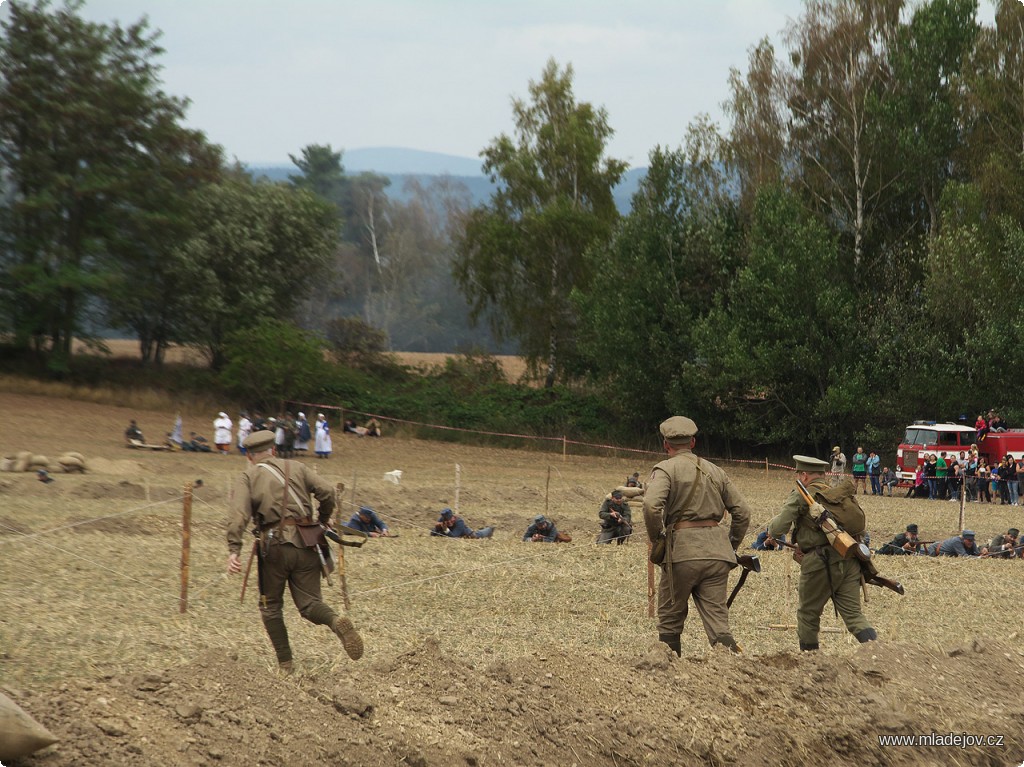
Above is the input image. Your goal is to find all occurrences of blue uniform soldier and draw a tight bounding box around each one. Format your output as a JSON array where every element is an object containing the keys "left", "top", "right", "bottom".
[
  {"left": 346, "top": 506, "right": 392, "bottom": 537},
  {"left": 523, "top": 514, "right": 558, "bottom": 542},
  {"left": 431, "top": 508, "right": 494, "bottom": 539}
]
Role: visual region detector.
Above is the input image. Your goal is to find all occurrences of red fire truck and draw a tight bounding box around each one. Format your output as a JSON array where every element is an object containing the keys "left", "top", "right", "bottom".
[{"left": 896, "top": 421, "right": 1024, "bottom": 482}]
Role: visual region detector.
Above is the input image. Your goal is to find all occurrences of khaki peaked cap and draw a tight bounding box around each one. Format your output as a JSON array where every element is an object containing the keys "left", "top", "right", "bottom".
[
  {"left": 243, "top": 430, "right": 276, "bottom": 452},
  {"left": 793, "top": 455, "right": 830, "bottom": 472},
  {"left": 659, "top": 416, "right": 698, "bottom": 442}
]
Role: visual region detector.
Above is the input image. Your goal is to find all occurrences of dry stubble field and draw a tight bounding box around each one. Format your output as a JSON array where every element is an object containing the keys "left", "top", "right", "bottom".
[{"left": 2, "top": 389, "right": 1024, "bottom": 766}]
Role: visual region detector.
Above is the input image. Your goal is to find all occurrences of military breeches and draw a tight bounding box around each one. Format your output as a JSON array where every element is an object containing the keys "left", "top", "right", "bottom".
[
  {"left": 596, "top": 523, "right": 632, "bottom": 544},
  {"left": 657, "top": 559, "right": 732, "bottom": 645},
  {"left": 259, "top": 542, "right": 337, "bottom": 627},
  {"left": 797, "top": 550, "right": 871, "bottom": 644}
]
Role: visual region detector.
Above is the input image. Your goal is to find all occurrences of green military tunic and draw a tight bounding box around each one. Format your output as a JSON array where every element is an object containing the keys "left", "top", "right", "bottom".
[
  {"left": 227, "top": 455, "right": 341, "bottom": 664},
  {"left": 768, "top": 476, "right": 873, "bottom": 647},
  {"left": 643, "top": 448, "right": 752, "bottom": 648}
]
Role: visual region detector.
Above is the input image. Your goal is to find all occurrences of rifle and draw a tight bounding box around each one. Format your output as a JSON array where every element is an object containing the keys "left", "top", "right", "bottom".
[
  {"left": 727, "top": 554, "right": 761, "bottom": 607},
  {"left": 792, "top": 479, "right": 905, "bottom": 597},
  {"left": 794, "top": 479, "right": 870, "bottom": 562}
]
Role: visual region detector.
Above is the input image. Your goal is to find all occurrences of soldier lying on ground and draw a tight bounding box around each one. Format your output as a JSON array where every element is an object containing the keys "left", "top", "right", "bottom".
[
  {"left": 431, "top": 508, "right": 494, "bottom": 539},
  {"left": 346, "top": 506, "right": 393, "bottom": 537}
]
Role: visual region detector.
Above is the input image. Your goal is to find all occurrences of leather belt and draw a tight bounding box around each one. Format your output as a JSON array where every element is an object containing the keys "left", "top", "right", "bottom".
[
  {"left": 672, "top": 519, "right": 719, "bottom": 530},
  {"left": 262, "top": 517, "right": 307, "bottom": 531}
]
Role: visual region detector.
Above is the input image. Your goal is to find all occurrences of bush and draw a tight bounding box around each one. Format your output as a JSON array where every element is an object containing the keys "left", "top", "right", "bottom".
[{"left": 219, "top": 319, "right": 325, "bottom": 408}]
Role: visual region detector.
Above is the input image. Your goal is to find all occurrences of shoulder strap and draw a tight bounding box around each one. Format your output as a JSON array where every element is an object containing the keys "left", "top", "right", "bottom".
[
  {"left": 258, "top": 462, "right": 311, "bottom": 519},
  {"left": 663, "top": 455, "right": 711, "bottom": 529}
]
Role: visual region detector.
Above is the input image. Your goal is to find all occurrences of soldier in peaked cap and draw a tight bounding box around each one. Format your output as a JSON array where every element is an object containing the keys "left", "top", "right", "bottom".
[
  {"left": 768, "top": 455, "right": 876, "bottom": 651},
  {"left": 879, "top": 523, "right": 925, "bottom": 555},
  {"left": 642, "top": 416, "right": 752, "bottom": 656},
  {"left": 226, "top": 429, "right": 363, "bottom": 673}
]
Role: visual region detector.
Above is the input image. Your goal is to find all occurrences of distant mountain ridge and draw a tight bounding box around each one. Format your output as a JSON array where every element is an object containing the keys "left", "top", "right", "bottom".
[{"left": 247, "top": 146, "right": 647, "bottom": 213}]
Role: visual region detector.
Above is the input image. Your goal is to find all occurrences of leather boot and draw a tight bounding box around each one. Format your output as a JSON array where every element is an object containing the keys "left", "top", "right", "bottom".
[
  {"left": 476, "top": 526, "right": 495, "bottom": 539},
  {"left": 855, "top": 627, "right": 878, "bottom": 643},
  {"left": 278, "top": 660, "right": 294, "bottom": 675},
  {"left": 799, "top": 641, "right": 819, "bottom": 651},
  {"left": 262, "top": 616, "right": 292, "bottom": 665},
  {"left": 659, "top": 633, "right": 681, "bottom": 656},
  {"left": 332, "top": 616, "right": 364, "bottom": 660}
]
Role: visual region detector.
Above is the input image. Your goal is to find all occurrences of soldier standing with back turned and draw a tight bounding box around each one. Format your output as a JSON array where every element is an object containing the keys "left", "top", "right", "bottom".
[
  {"left": 643, "top": 416, "right": 751, "bottom": 655},
  {"left": 767, "top": 455, "right": 877, "bottom": 651},
  {"left": 226, "top": 430, "right": 364, "bottom": 673}
]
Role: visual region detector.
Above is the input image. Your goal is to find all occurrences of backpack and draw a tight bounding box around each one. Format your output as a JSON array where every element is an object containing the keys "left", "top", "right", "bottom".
[{"left": 812, "top": 479, "right": 866, "bottom": 535}]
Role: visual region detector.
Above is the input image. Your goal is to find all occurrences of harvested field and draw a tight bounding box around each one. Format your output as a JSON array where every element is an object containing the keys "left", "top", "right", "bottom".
[{"left": 2, "top": 390, "right": 1023, "bottom": 766}]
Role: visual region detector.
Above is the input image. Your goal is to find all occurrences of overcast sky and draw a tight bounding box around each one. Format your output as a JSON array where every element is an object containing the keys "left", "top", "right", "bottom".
[{"left": 4, "top": 1, "right": 1000, "bottom": 168}]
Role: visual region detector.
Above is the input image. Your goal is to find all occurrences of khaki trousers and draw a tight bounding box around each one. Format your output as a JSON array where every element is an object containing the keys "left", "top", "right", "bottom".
[
  {"left": 657, "top": 559, "right": 732, "bottom": 644},
  {"left": 259, "top": 541, "right": 337, "bottom": 662},
  {"left": 797, "top": 549, "right": 872, "bottom": 644}
]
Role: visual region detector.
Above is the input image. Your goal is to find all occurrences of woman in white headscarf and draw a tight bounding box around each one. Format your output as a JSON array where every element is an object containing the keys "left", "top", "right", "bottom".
[
  {"left": 314, "top": 413, "right": 332, "bottom": 459},
  {"left": 213, "top": 411, "right": 233, "bottom": 454},
  {"left": 294, "top": 412, "right": 311, "bottom": 452}
]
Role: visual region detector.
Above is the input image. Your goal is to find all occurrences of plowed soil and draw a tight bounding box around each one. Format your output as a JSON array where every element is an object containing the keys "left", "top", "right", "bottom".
[{"left": 2, "top": 390, "right": 1022, "bottom": 766}]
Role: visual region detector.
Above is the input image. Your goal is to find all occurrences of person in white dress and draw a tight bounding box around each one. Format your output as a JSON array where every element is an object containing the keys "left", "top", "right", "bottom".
[
  {"left": 236, "top": 411, "right": 253, "bottom": 454},
  {"left": 213, "top": 411, "right": 233, "bottom": 454},
  {"left": 314, "top": 413, "right": 332, "bottom": 459}
]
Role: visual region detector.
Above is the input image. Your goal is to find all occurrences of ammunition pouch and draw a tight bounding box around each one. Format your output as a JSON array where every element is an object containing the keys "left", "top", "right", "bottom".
[
  {"left": 295, "top": 519, "right": 327, "bottom": 549},
  {"left": 649, "top": 534, "right": 667, "bottom": 565}
]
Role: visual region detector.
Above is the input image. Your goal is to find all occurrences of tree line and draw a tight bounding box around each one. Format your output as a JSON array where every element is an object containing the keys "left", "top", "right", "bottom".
[{"left": 2, "top": 0, "right": 1024, "bottom": 456}]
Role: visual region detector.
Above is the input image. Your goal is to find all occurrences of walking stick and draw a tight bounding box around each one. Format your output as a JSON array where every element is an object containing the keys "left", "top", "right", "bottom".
[
  {"left": 239, "top": 540, "right": 257, "bottom": 604},
  {"left": 334, "top": 483, "right": 350, "bottom": 610}
]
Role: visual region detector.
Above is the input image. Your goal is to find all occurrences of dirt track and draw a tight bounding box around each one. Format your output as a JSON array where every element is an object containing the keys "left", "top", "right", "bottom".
[{"left": 2, "top": 391, "right": 1023, "bottom": 766}]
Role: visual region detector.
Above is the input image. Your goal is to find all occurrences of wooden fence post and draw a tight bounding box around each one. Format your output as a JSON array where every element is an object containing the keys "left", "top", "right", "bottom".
[
  {"left": 180, "top": 482, "right": 192, "bottom": 614},
  {"left": 455, "top": 464, "right": 462, "bottom": 514}
]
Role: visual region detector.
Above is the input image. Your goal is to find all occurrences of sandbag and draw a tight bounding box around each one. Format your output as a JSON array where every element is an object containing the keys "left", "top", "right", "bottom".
[
  {"left": 0, "top": 691, "right": 58, "bottom": 760},
  {"left": 614, "top": 485, "right": 645, "bottom": 499},
  {"left": 14, "top": 451, "right": 31, "bottom": 473},
  {"left": 58, "top": 454, "right": 86, "bottom": 473},
  {"left": 29, "top": 454, "right": 49, "bottom": 470},
  {"left": 0, "top": 458, "right": 13, "bottom": 472},
  {"left": 64, "top": 451, "right": 85, "bottom": 462}
]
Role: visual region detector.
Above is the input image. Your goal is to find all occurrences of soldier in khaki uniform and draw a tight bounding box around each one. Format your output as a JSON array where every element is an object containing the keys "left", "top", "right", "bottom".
[
  {"left": 643, "top": 416, "right": 752, "bottom": 655},
  {"left": 767, "top": 455, "right": 876, "bottom": 651},
  {"left": 227, "top": 430, "right": 363, "bottom": 673}
]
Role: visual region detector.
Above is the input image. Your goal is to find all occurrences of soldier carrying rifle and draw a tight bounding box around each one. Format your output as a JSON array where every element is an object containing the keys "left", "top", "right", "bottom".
[{"left": 767, "top": 455, "right": 883, "bottom": 651}]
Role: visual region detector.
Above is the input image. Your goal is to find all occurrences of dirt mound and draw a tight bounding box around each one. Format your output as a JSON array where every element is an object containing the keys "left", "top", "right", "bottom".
[
  {"left": 12, "top": 637, "right": 1024, "bottom": 766},
  {"left": 84, "top": 458, "right": 149, "bottom": 476}
]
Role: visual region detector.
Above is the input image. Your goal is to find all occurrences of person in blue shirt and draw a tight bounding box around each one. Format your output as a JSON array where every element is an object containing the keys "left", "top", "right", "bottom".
[
  {"left": 346, "top": 506, "right": 392, "bottom": 537},
  {"left": 522, "top": 514, "right": 558, "bottom": 542},
  {"left": 930, "top": 530, "right": 986, "bottom": 557},
  {"left": 431, "top": 508, "right": 494, "bottom": 539},
  {"left": 751, "top": 529, "right": 787, "bottom": 550},
  {"left": 866, "top": 451, "right": 881, "bottom": 495}
]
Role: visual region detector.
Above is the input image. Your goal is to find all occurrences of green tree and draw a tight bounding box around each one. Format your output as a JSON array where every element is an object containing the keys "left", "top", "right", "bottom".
[
  {"left": 687, "top": 186, "right": 861, "bottom": 448},
  {"left": 0, "top": 0, "right": 217, "bottom": 371},
  {"left": 574, "top": 126, "right": 742, "bottom": 431},
  {"left": 877, "top": 0, "right": 978, "bottom": 240},
  {"left": 178, "top": 174, "right": 338, "bottom": 369},
  {"left": 219, "top": 319, "right": 326, "bottom": 406},
  {"left": 960, "top": 0, "right": 1024, "bottom": 220},
  {"left": 783, "top": 0, "right": 903, "bottom": 272},
  {"left": 723, "top": 38, "right": 789, "bottom": 217},
  {"left": 288, "top": 144, "right": 347, "bottom": 213},
  {"left": 454, "top": 58, "right": 627, "bottom": 387}
]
